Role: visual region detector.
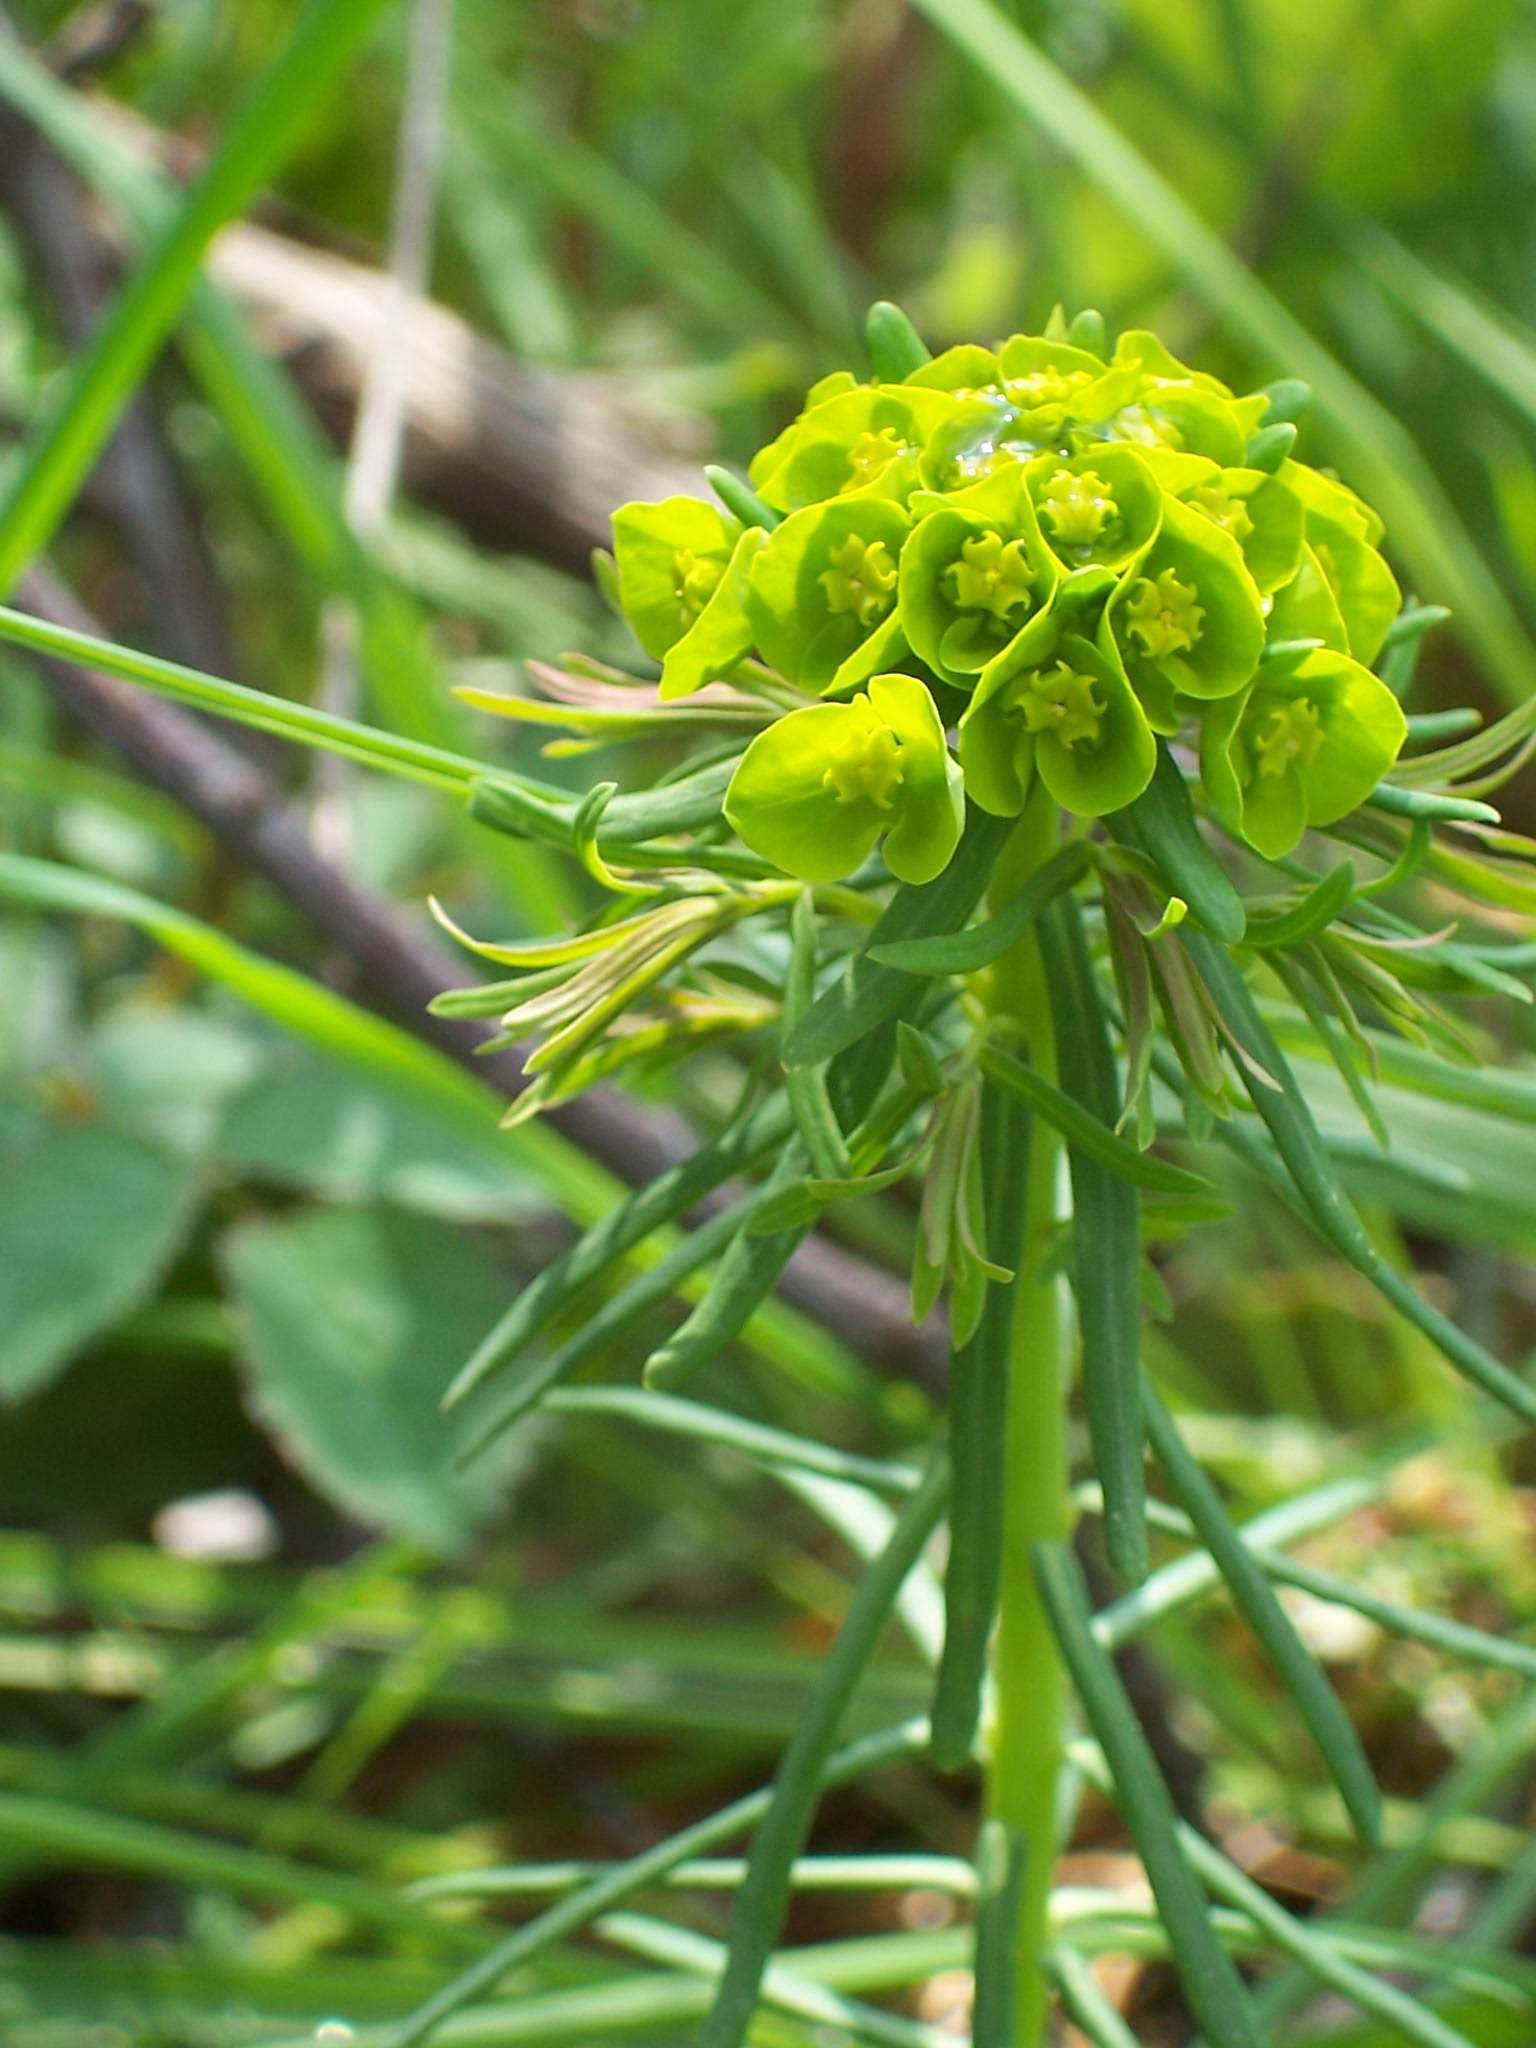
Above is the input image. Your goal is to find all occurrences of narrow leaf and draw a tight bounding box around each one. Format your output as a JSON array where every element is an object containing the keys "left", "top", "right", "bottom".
[
  {"left": 786, "top": 808, "right": 1015, "bottom": 1070},
  {"left": 870, "top": 840, "right": 1089, "bottom": 975},
  {"left": 1039, "top": 897, "right": 1147, "bottom": 1585},
  {"left": 699, "top": 1452, "right": 951, "bottom": 2048},
  {"left": 1120, "top": 741, "right": 1245, "bottom": 944},
  {"left": 1032, "top": 1543, "right": 1265, "bottom": 2048},
  {"left": 0, "top": 0, "right": 396, "bottom": 594},
  {"left": 978, "top": 1047, "right": 1212, "bottom": 1196},
  {"left": 1142, "top": 1382, "right": 1381, "bottom": 1848},
  {"left": 931, "top": 1084, "right": 1030, "bottom": 1769}
]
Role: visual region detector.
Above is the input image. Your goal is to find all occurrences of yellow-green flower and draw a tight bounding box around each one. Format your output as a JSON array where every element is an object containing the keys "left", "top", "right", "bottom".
[
  {"left": 1110, "top": 495, "right": 1266, "bottom": 732},
  {"left": 897, "top": 466, "right": 1058, "bottom": 683},
  {"left": 1026, "top": 445, "right": 1163, "bottom": 572},
  {"left": 746, "top": 496, "right": 913, "bottom": 695},
  {"left": 959, "top": 598, "right": 1155, "bottom": 818},
  {"left": 610, "top": 497, "right": 741, "bottom": 658},
  {"left": 724, "top": 672, "right": 964, "bottom": 884},
  {"left": 1200, "top": 649, "right": 1407, "bottom": 859}
]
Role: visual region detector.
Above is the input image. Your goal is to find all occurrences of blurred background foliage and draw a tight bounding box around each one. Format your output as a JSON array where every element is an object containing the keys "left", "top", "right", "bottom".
[{"left": 7, "top": 1, "right": 1536, "bottom": 2043}]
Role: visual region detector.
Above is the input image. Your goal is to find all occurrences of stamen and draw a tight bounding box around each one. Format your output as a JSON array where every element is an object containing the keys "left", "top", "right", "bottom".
[
  {"left": 943, "top": 531, "right": 1037, "bottom": 621},
  {"left": 1124, "top": 568, "right": 1204, "bottom": 660},
  {"left": 1188, "top": 485, "right": 1254, "bottom": 544},
  {"left": 1039, "top": 467, "right": 1118, "bottom": 549},
  {"left": 822, "top": 721, "right": 905, "bottom": 808},
  {"left": 845, "top": 427, "right": 909, "bottom": 486},
  {"left": 819, "top": 534, "right": 899, "bottom": 627},
  {"left": 1015, "top": 660, "right": 1105, "bottom": 750},
  {"left": 673, "top": 547, "right": 724, "bottom": 627},
  {"left": 1247, "top": 694, "right": 1323, "bottom": 781}
]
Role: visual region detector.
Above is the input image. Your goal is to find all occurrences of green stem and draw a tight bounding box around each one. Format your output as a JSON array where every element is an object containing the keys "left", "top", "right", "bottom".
[{"left": 985, "top": 801, "right": 1070, "bottom": 2048}]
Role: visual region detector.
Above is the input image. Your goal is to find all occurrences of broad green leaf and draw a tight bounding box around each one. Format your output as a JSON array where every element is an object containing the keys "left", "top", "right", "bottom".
[
  {"left": 0, "top": 1110, "right": 198, "bottom": 1403},
  {"left": 218, "top": 1046, "right": 547, "bottom": 1225},
  {"left": 220, "top": 1205, "right": 524, "bottom": 1551}
]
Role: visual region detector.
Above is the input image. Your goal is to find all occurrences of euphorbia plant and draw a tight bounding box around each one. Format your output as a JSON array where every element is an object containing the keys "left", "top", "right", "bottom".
[
  {"left": 421, "top": 303, "right": 1535, "bottom": 2048},
  {"left": 11, "top": 299, "right": 1536, "bottom": 2048}
]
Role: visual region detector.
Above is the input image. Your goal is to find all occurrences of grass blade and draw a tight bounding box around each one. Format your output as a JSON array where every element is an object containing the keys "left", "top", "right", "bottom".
[
  {"left": 1032, "top": 1542, "right": 1264, "bottom": 2048},
  {"left": 387, "top": 1717, "right": 929, "bottom": 2046},
  {"left": 596, "top": 1911, "right": 949, "bottom": 2048},
  {"left": 0, "top": 1791, "right": 478, "bottom": 1951},
  {"left": 0, "top": 0, "right": 396, "bottom": 594},
  {"left": 0, "top": 602, "right": 487, "bottom": 793},
  {"left": 543, "top": 1388, "right": 923, "bottom": 1495},
  {"left": 1047, "top": 1944, "right": 1140, "bottom": 2048},
  {"left": 699, "top": 1452, "right": 951, "bottom": 2048},
  {"left": 1178, "top": 1821, "right": 1481, "bottom": 2048}
]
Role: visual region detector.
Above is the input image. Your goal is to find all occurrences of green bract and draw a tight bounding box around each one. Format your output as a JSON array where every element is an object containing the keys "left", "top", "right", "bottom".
[
  {"left": 746, "top": 496, "right": 912, "bottom": 695},
  {"left": 1108, "top": 330, "right": 1269, "bottom": 464},
  {"left": 752, "top": 385, "right": 958, "bottom": 513},
  {"left": 1111, "top": 494, "right": 1266, "bottom": 732},
  {"left": 1200, "top": 649, "right": 1408, "bottom": 859},
  {"left": 898, "top": 467, "right": 1058, "bottom": 683},
  {"left": 611, "top": 497, "right": 741, "bottom": 659},
  {"left": 1283, "top": 461, "right": 1401, "bottom": 665},
  {"left": 959, "top": 600, "right": 1155, "bottom": 818},
  {"left": 723, "top": 672, "right": 964, "bottom": 884},
  {"left": 1026, "top": 445, "right": 1162, "bottom": 572},
  {"left": 1141, "top": 450, "right": 1305, "bottom": 598},
  {"left": 1265, "top": 542, "right": 1349, "bottom": 651},
  {"left": 659, "top": 527, "right": 767, "bottom": 700}
]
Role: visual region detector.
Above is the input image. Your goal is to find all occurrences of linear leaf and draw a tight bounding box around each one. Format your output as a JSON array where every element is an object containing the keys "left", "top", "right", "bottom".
[
  {"left": 785, "top": 808, "right": 1015, "bottom": 1070},
  {"left": 700, "top": 1454, "right": 951, "bottom": 2048},
  {"left": 1039, "top": 897, "right": 1147, "bottom": 1585},
  {"left": 869, "top": 841, "right": 1088, "bottom": 975},
  {"left": 1142, "top": 1382, "right": 1382, "bottom": 1848},
  {"left": 1033, "top": 1544, "right": 1264, "bottom": 2048},
  {"left": 388, "top": 1719, "right": 929, "bottom": 2046},
  {"left": 978, "top": 1046, "right": 1212, "bottom": 1196}
]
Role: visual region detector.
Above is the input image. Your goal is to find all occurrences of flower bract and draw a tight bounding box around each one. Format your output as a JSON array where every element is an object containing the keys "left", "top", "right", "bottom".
[
  {"left": 1200, "top": 648, "right": 1408, "bottom": 859},
  {"left": 959, "top": 601, "right": 1155, "bottom": 818},
  {"left": 746, "top": 496, "right": 912, "bottom": 695},
  {"left": 724, "top": 671, "right": 963, "bottom": 883},
  {"left": 611, "top": 497, "right": 741, "bottom": 659}
]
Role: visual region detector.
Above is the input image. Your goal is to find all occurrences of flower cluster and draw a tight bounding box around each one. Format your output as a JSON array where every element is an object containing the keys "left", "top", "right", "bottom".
[{"left": 609, "top": 319, "right": 1407, "bottom": 873}]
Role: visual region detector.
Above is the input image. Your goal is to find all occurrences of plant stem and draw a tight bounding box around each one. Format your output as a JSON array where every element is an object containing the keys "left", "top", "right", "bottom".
[{"left": 986, "top": 801, "right": 1070, "bottom": 2047}]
